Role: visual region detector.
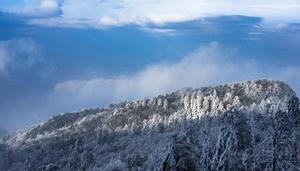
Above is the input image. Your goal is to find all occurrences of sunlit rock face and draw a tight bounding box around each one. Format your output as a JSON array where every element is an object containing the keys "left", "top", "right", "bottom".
[{"left": 1, "top": 79, "right": 299, "bottom": 171}]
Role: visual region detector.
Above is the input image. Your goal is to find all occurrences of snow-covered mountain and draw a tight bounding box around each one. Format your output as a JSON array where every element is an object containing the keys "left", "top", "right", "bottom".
[{"left": 1, "top": 79, "right": 300, "bottom": 171}]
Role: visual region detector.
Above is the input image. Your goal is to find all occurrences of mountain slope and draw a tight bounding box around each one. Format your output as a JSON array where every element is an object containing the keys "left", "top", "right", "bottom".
[{"left": 1, "top": 79, "right": 300, "bottom": 170}]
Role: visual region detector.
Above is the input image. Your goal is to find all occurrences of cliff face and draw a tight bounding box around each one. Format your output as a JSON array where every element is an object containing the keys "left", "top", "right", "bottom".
[{"left": 1, "top": 80, "right": 300, "bottom": 171}]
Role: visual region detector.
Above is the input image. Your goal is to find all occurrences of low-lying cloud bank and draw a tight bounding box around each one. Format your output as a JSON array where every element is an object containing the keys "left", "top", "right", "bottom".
[{"left": 52, "top": 42, "right": 300, "bottom": 109}]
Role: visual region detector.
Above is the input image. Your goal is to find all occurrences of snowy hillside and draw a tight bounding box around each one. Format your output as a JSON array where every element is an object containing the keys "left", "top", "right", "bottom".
[{"left": 1, "top": 79, "right": 300, "bottom": 170}]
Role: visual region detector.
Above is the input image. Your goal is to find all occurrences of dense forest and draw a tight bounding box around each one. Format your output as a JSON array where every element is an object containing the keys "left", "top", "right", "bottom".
[{"left": 1, "top": 80, "right": 300, "bottom": 171}]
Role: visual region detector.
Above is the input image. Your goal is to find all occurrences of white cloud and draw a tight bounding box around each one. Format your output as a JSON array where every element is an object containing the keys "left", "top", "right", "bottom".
[
  {"left": 39, "top": 0, "right": 59, "bottom": 14},
  {"left": 28, "top": 17, "right": 99, "bottom": 29},
  {"left": 22, "top": 0, "right": 300, "bottom": 28},
  {"left": 4, "top": 0, "right": 60, "bottom": 16},
  {"left": 140, "top": 27, "right": 177, "bottom": 35},
  {"left": 52, "top": 42, "right": 300, "bottom": 109},
  {"left": 3, "top": 0, "right": 299, "bottom": 28},
  {"left": 51, "top": 42, "right": 251, "bottom": 107},
  {"left": 0, "top": 38, "right": 54, "bottom": 77}
]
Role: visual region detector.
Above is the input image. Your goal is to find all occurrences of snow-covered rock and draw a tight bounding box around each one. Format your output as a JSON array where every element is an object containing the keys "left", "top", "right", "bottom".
[{"left": 1, "top": 79, "right": 299, "bottom": 170}]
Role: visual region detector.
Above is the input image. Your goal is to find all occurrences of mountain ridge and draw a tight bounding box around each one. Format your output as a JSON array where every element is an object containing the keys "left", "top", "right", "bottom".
[{"left": 1, "top": 79, "right": 300, "bottom": 170}]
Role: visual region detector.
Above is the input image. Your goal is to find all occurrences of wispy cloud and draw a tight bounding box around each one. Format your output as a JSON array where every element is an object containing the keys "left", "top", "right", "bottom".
[
  {"left": 2, "top": 0, "right": 300, "bottom": 28},
  {"left": 4, "top": 0, "right": 60, "bottom": 16},
  {"left": 52, "top": 0, "right": 300, "bottom": 25},
  {"left": 52, "top": 42, "right": 300, "bottom": 109},
  {"left": 140, "top": 27, "right": 177, "bottom": 35},
  {"left": 39, "top": 0, "right": 60, "bottom": 14},
  {"left": 0, "top": 38, "right": 55, "bottom": 78},
  {"left": 0, "top": 38, "right": 40, "bottom": 75}
]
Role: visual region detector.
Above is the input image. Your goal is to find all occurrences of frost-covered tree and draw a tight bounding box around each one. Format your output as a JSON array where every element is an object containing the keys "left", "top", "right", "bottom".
[
  {"left": 102, "top": 159, "right": 128, "bottom": 171},
  {"left": 1, "top": 80, "right": 299, "bottom": 171},
  {"left": 212, "top": 111, "right": 252, "bottom": 171},
  {"left": 0, "top": 144, "right": 10, "bottom": 170}
]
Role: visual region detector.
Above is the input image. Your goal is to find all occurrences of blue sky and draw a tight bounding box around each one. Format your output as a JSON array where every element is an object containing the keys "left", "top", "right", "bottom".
[{"left": 0, "top": 0, "right": 300, "bottom": 133}]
